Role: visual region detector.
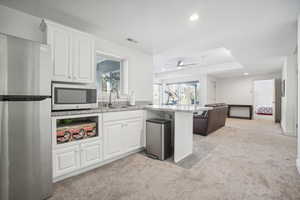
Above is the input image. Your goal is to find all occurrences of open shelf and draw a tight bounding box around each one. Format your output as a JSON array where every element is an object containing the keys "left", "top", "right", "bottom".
[{"left": 55, "top": 116, "right": 98, "bottom": 144}]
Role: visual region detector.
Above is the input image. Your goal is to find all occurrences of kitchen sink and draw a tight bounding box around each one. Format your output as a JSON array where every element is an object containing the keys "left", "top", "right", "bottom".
[{"left": 108, "top": 105, "right": 130, "bottom": 109}]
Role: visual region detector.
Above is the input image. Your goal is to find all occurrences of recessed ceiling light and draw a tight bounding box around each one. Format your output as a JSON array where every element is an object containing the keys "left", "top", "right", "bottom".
[
  {"left": 189, "top": 13, "right": 199, "bottom": 21},
  {"left": 225, "top": 49, "right": 232, "bottom": 56},
  {"left": 177, "top": 66, "right": 183, "bottom": 69},
  {"left": 243, "top": 72, "right": 249, "bottom": 76}
]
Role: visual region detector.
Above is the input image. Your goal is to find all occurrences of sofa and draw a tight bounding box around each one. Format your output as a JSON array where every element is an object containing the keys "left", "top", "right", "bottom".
[{"left": 193, "top": 103, "right": 228, "bottom": 136}]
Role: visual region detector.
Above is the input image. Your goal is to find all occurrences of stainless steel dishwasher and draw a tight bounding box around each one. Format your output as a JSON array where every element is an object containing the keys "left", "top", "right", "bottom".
[{"left": 146, "top": 119, "right": 172, "bottom": 160}]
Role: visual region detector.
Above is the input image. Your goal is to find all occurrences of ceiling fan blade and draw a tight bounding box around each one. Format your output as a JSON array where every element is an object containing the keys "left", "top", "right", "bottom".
[
  {"left": 182, "top": 63, "right": 199, "bottom": 66},
  {"left": 164, "top": 62, "right": 203, "bottom": 68}
]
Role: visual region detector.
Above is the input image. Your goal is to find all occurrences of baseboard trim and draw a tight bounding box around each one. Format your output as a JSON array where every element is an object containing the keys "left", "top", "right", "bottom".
[
  {"left": 53, "top": 147, "right": 145, "bottom": 183},
  {"left": 280, "top": 125, "right": 297, "bottom": 136},
  {"left": 297, "top": 158, "right": 300, "bottom": 175},
  {"left": 281, "top": 130, "right": 297, "bottom": 137}
]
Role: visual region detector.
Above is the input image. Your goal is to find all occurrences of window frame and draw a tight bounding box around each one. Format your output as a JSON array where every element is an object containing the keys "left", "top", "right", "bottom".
[
  {"left": 153, "top": 83, "right": 163, "bottom": 105},
  {"left": 95, "top": 50, "right": 128, "bottom": 101},
  {"left": 163, "top": 81, "right": 199, "bottom": 105}
]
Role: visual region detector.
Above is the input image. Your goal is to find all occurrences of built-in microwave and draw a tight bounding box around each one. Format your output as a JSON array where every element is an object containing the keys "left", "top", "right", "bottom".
[{"left": 52, "top": 83, "right": 98, "bottom": 111}]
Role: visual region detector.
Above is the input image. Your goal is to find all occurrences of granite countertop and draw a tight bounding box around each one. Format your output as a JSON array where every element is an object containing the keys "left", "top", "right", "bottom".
[
  {"left": 51, "top": 104, "right": 147, "bottom": 117},
  {"left": 51, "top": 104, "right": 212, "bottom": 117},
  {"left": 145, "top": 105, "right": 213, "bottom": 113}
]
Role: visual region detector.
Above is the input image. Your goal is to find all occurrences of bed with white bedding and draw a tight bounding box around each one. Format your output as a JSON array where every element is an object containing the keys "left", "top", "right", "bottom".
[{"left": 255, "top": 105, "right": 273, "bottom": 115}]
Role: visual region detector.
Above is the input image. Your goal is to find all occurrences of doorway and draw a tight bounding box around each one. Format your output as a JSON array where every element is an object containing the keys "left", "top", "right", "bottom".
[{"left": 253, "top": 79, "right": 275, "bottom": 121}]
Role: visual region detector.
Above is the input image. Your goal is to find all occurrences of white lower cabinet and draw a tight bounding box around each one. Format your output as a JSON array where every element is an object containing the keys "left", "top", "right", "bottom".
[
  {"left": 53, "top": 145, "right": 80, "bottom": 178},
  {"left": 123, "top": 118, "right": 143, "bottom": 152},
  {"left": 103, "top": 111, "right": 144, "bottom": 160},
  {"left": 52, "top": 110, "right": 145, "bottom": 181},
  {"left": 80, "top": 140, "right": 103, "bottom": 168},
  {"left": 53, "top": 139, "right": 102, "bottom": 179},
  {"left": 103, "top": 121, "right": 123, "bottom": 159}
]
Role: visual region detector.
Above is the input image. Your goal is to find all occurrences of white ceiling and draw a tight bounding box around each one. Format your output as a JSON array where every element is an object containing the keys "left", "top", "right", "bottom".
[
  {"left": 155, "top": 48, "right": 235, "bottom": 71},
  {"left": 1, "top": 0, "right": 299, "bottom": 77},
  {"left": 153, "top": 47, "right": 245, "bottom": 77}
]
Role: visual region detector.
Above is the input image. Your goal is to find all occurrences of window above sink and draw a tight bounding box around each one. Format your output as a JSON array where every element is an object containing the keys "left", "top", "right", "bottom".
[{"left": 95, "top": 51, "right": 128, "bottom": 101}]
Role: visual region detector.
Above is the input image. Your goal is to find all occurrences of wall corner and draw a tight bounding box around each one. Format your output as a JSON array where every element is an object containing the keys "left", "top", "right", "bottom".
[{"left": 297, "top": 158, "right": 300, "bottom": 175}]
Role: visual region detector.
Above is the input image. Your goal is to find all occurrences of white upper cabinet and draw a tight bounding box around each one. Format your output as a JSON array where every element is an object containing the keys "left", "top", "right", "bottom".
[
  {"left": 45, "top": 24, "right": 72, "bottom": 82},
  {"left": 42, "top": 20, "right": 95, "bottom": 83},
  {"left": 72, "top": 33, "right": 94, "bottom": 83}
]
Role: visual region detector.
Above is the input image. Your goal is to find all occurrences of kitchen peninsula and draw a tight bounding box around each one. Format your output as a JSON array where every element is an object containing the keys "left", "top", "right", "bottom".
[
  {"left": 145, "top": 105, "right": 212, "bottom": 163},
  {"left": 51, "top": 104, "right": 212, "bottom": 181}
]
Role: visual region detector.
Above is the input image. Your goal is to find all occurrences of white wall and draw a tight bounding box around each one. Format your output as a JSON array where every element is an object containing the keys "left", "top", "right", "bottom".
[
  {"left": 216, "top": 73, "right": 281, "bottom": 119},
  {"left": 253, "top": 80, "right": 274, "bottom": 106},
  {"left": 297, "top": 15, "right": 300, "bottom": 174},
  {"left": 0, "top": 5, "right": 42, "bottom": 42},
  {"left": 0, "top": 5, "right": 153, "bottom": 101},
  {"left": 281, "top": 54, "right": 297, "bottom": 136},
  {"left": 94, "top": 38, "right": 153, "bottom": 101},
  {"left": 216, "top": 73, "right": 281, "bottom": 105},
  {"left": 216, "top": 77, "right": 252, "bottom": 105},
  {"left": 207, "top": 76, "right": 217, "bottom": 104}
]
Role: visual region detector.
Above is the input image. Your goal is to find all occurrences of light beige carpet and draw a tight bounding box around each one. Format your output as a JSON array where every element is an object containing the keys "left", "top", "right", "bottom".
[{"left": 50, "top": 119, "right": 300, "bottom": 200}]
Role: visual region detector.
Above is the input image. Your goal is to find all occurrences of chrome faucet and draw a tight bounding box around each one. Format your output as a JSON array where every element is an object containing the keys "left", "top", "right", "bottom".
[{"left": 108, "top": 88, "right": 120, "bottom": 107}]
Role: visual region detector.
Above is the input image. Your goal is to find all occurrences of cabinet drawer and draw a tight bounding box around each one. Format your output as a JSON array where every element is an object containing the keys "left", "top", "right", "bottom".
[
  {"left": 80, "top": 140, "right": 103, "bottom": 168},
  {"left": 103, "top": 110, "right": 144, "bottom": 122},
  {"left": 53, "top": 145, "right": 80, "bottom": 178}
]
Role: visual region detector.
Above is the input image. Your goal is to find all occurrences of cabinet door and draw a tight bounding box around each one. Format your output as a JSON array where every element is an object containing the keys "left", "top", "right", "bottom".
[
  {"left": 80, "top": 140, "right": 103, "bottom": 168},
  {"left": 72, "top": 33, "right": 94, "bottom": 83},
  {"left": 53, "top": 145, "right": 80, "bottom": 178},
  {"left": 47, "top": 25, "right": 72, "bottom": 82},
  {"left": 123, "top": 118, "right": 143, "bottom": 152},
  {"left": 103, "top": 121, "right": 123, "bottom": 160}
]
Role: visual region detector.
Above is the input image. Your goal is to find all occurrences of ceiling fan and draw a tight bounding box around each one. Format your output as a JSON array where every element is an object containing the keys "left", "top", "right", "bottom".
[
  {"left": 165, "top": 56, "right": 206, "bottom": 69},
  {"left": 175, "top": 60, "right": 199, "bottom": 68}
]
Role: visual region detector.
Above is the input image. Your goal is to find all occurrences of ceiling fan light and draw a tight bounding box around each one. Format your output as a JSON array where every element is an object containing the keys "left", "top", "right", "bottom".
[
  {"left": 189, "top": 13, "right": 199, "bottom": 21},
  {"left": 177, "top": 60, "right": 183, "bottom": 66}
]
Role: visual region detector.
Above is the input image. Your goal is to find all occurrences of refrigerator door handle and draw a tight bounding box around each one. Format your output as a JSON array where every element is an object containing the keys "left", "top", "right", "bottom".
[{"left": 0, "top": 95, "right": 51, "bottom": 102}]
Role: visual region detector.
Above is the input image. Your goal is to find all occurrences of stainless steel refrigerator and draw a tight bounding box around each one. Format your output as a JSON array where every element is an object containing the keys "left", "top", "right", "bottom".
[{"left": 0, "top": 33, "right": 52, "bottom": 200}]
